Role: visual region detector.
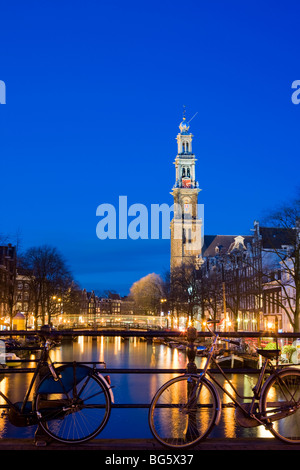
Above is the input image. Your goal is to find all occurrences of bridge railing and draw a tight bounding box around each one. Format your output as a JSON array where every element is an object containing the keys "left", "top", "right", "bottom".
[
  {"left": 0, "top": 326, "right": 299, "bottom": 376},
  {"left": 0, "top": 327, "right": 300, "bottom": 439}
]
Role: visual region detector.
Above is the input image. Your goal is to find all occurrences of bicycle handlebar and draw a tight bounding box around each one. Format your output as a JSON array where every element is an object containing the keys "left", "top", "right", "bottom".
[{"left": 206, "top": 320, "right": 240, "bottom": 347}]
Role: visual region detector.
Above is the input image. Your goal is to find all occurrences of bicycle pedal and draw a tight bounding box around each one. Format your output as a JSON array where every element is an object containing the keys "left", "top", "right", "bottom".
[{"left": 265, "top": 421, "right": 273, "bottom": 431}]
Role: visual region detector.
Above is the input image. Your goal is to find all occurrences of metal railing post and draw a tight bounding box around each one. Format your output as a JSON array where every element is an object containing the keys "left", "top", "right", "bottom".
[
  {"left": 186, "top": 327, "right": 197, "bottom": 374},
  {"left": 185, "top": 327, "right": 199, "bottom": 441}
]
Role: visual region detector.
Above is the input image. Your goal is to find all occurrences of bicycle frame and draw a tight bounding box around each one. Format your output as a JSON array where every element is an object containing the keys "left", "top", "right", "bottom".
[
  {"left": 149, "top": 325, "right": 300, "bottom": 448},
  {"left": 0, "top": 337, "right": 113, "bottom": 420},
  {"left": 193, "top": 325, "right": 278, "bottom": 425},
  {"left": 0, "top": 340, "right": 52, "bottom": 415}
]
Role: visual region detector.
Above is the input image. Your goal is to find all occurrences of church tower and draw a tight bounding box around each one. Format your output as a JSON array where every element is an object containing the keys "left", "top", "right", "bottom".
[{"left": 170, "top": 112, "right": 203, "bottom": 269}]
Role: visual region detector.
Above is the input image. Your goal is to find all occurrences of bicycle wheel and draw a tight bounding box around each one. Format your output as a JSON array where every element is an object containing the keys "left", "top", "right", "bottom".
[
  {"left": 260, "top": 368, "right": 300, "bottom": 444},
  {"left": 34, "top": 364, "right": 111, "bottom": 444},
  {"left": 149, "top": 375, "right": 219, "bottom": 449}
]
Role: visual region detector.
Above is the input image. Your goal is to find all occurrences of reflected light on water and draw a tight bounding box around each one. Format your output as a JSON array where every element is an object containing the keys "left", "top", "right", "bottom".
[
  {"left": 78, "top": 336, "right": 84, "bottom": 354},
  {"left": 0, "top": 338, "right": 284, "bottom": 440},
  {"left": 221, "top": 378, "right": 237, "bottom": 438},
  {"left": 172, "top": 348, "right": 180, "bottom": 368},
  {"left": 257, "top": 425, "right": 273, "bottom": 438},
  {"left": 50, "top": 344, "right": 63, "bottom": 363},
  {"left": 0, "top": 377, "right": 8, "bottom": 438},
  {"left": 114, "top": 337, "right": 121, "bottom": 355},
  {"left": 0, "top": 376, "right": 8, "bottom": 406},
  {"left": 99, "top": 336, "right": 104, "bottom": 361}
]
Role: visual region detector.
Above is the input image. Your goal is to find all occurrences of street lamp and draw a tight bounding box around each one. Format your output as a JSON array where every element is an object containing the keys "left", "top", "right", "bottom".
[{"left": 51, "top": 296, "right": 63, "bottom": 326}]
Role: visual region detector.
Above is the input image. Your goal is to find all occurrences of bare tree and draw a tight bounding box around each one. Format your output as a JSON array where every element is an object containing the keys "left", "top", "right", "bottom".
[
  {"left": 170, "top": 262, "right": 201, "bottom": 327},
  {"left": 260, "top": 195, "right": 300, "bottom": 331},
  {"left": 63, "top": 281, "right": 84, "bottom": 320},
  {"left": 129, "top": 273, "right": 165, "bottom": 315},
  {"left": 201, "top": 265, "right": 223, "bottom": 324},
  {"left": 20, "top": 245, "right": 71, "bottom": 328}
]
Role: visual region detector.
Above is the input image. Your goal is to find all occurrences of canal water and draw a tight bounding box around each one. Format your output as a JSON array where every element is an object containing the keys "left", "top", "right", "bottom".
[{"left": 0, "top": 336, "right": 273, "bottom": 440}]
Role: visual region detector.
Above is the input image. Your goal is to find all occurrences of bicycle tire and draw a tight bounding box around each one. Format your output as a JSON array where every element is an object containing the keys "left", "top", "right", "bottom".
[
  {"left": 34, "top": 364, "right": 111, "bottom": 444},
  {"left": 149, "top": 374, "right": 219, "bottom": 449},
  {"left": 260, "top": 368, "right": 300, "bottom": 444}
]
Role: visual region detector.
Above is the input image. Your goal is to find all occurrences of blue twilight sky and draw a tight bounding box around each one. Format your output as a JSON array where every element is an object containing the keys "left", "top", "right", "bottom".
[{"left": 0, "top": 0, "right": 300, "bottom": 295}]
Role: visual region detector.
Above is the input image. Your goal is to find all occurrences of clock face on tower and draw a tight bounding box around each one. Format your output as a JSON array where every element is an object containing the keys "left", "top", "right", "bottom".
[{"left": 183, "top": 198, "right": 192, "bottom": 215}]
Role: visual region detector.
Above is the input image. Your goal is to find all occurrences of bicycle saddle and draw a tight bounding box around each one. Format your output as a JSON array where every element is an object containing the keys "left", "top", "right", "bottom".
[{"left": 256, "top": 348, "right": 281, "bottom": 359}]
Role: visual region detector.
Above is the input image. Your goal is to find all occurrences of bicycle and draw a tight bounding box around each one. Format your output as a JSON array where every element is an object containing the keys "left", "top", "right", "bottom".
[
  {"left": 149, "top": 320, "right": 300, "bottom": 449},
  {"left": 0, "top": 326, "right": 113, "bottom": 444}
]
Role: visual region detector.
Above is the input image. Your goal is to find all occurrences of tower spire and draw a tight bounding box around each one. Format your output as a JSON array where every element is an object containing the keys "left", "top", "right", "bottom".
[{"left": 170, "top": 112, "right": 203, "bottom": 269}]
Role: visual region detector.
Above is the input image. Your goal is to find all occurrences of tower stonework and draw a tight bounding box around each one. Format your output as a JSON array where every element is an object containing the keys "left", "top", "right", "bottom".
[{"left": 170, "top": 115, "right": 203, "bottom": 269}]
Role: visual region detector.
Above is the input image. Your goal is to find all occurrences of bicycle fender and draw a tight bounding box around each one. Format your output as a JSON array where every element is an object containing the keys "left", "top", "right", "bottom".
[
  {"left": 97, "top": 372, "right": 114, "bottom": 404},
  {"left": 211, "top": 382, "right": 222, "bottom": 426},
  {"left": 215, "top": 400, "right": 222, "bottom": 425}
]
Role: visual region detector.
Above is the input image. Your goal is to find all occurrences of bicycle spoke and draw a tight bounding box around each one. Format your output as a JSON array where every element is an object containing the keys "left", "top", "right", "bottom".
[
  {"left": 79, "top": 388, "right": 107, "bottom": 402},
  {"left": 261, "top": 369, "right": 300, "bottom": 443},
  {"left": 35, "top": 367, "right": 111, "bottom": 443},
  {"left": 149, "top": 376, "right": 218, "bottom": 449}
]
